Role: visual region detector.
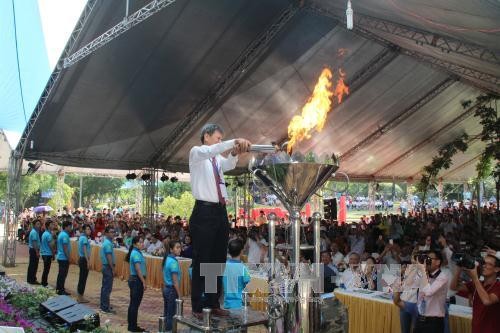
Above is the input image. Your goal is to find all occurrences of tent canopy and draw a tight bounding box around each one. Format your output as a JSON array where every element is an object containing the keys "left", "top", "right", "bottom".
[{"left": 20, "top": 0, "right": 500, "bottom": 182}]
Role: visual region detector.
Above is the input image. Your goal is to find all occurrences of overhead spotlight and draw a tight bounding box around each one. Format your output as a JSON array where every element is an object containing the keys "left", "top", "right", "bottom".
[
  {"left": 170, "top": 176, "right": 178, "bottom": 183},
  {"left": 160, "top": 173, "right": 169, "bottom": 182},
  {"left": 141, "top": 174, "right": 151, "bottom": 181},
  {"left": 25, "top": 161, "right": 42, "bottom": 176},
  {"left": 126, "top": 172, "right": 137, "bottom": 180},
  {"left": 346, "top": 0, "right": 353, "bottom": 30}
]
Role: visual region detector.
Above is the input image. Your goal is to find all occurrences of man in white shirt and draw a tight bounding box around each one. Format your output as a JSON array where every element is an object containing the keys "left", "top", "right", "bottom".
[
  {"left": 414, "top": 250, "right": 449, "bottom": 333},
  {"left": 189, "top": 123, "right": 250, "bottom": 319},
  {"left": 330, "top": 243, "right": 344, "bottom": 266},
  {"left": 146, "top": 235, "right": 162, "bottom": 254}
]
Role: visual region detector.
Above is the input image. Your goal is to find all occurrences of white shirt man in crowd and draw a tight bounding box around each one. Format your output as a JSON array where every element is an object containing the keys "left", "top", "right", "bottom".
[{"left": 414, "top": 250, "right": 449, "bottom": 333}]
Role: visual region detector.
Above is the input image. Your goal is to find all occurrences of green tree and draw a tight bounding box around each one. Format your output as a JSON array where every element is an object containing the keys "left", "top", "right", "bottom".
[
  {"left": 158, "top": 181, "right": 191, "bottom": 199},
  {"left": 47, "top": 182, "right": 75, "bottom": 211},
  {"left": 65, "top": 174, "right": 124, "bottom": 207},
  {"left": 158, "top": 191, "right": 195, "bottom": 218}
]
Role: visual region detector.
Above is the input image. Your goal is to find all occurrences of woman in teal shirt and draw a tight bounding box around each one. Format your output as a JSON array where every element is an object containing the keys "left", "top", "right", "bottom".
[
  {"left": 125, "top": 236, "right": 147, "bottom": 332},
  {"left": 162, "top": 240, "right": 182, "bottom": 331}
]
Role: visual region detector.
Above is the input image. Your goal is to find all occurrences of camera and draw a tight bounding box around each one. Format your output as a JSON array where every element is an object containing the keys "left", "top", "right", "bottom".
[
  {"left": 451, "top": 252, "right": 478, "bottom": 269},
  {"left": 415, "top": 252, "right": 432, "bottom": 265}
]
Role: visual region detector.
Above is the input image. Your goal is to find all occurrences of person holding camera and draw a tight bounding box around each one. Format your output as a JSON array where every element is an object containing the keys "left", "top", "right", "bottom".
[
  {"left": 450, "top": 253, "right": 500, "bottom": 333},
  {"left": 414, "top": 250, "right": 449, "bottom": 333}
]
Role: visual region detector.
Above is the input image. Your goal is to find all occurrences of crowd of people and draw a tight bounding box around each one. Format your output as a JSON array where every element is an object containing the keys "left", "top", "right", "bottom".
[{"left": 22, "top": 202, "right": 499, "bottom": 333}]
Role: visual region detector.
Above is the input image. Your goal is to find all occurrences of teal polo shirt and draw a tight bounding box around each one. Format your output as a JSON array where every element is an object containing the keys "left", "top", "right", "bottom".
[
  {"left": 40, "top": 230, "right": 53, "bottom": 256},
  {"left": 28, "top": 228, "right": 40, "bottom": 250},
  {"left": 78, "top": 234, "right": 90, "bottom": 258},
  {"left": 100, "top": 238, "right": 115, "bottom": 266},
  {"left": 56, "top": 230, "right": 70, "bottom": 261},
  {"left": 163, "top": 255, "right": 181, "bottom": 286},
  {"left": 129, "top": 248, "right": 146, "bottom": 277}
]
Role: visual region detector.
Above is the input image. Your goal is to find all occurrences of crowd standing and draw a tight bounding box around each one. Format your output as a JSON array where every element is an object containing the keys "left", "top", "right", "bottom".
[{"left": 22, "top": 201, "right": 499, "bottom": 333}]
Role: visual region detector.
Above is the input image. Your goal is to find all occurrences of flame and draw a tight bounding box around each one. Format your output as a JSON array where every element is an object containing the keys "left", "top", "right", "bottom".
[{"left": 287, "top": 67, "right": 349, "bottom": 152}]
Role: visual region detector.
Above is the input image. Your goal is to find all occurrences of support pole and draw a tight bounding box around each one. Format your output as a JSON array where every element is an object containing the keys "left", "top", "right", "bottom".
[
  {"left": 79, "top": 175, "right": 83, "bottom": 208},
  {"left": 2, "top": 152, "right": 23, "bottom": 267}
]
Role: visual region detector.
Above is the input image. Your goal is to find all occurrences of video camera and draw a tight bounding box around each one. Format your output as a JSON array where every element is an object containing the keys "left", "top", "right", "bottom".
[{"left": 451, "top": 252, "right": 481, "bottom": 270}]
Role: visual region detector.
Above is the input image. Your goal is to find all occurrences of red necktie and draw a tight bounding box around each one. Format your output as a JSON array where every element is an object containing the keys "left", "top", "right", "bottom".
[{"left": 211, "top": 157, "right": 225, "bottom": 205}]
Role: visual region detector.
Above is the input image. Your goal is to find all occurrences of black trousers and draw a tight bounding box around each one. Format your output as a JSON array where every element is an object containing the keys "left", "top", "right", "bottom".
[
  {"left": 56, "top": 260, "right": 69, "bottom": 292},
  {"left": 78, "top": 257, "right": 89, "bottom": 295},
  {"left": 127, "top": 276, "right": 144, "bottom": 330},
  {"left": 190, "top": 202, "right": 229, "bottom": 313},
  {"left": 41, "top": 255, "right": 52, "bottom": 286},
  {"left": 414, "top": 316, "right": 444, "bottom": 333},
  {"left": 27, "top": 248, "right": 39, "bottom": 283}
]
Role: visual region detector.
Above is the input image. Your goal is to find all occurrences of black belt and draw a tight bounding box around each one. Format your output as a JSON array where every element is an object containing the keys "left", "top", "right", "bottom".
[
  {"left": 195, "top": 200, "right": 225, "bottom": 207},
  {"left": 417, "top": 315, "right": 443, "bottom": 321}
]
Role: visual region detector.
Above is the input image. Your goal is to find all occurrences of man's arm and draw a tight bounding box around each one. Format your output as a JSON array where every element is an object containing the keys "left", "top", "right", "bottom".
[
  {"left": 63, "top": 243, "right": 70, "bottom": 260},
  {"left": 220, "top": 154, "right": 238, "bottom": 172},
  {"left": 467, "top": 267, "right": 499, "bottom": 306},
  {"left": 189, "top": 140, "right": 236, "bottom": 164},
  {"left": 106, "top": 253, "right": 114, "bottom": 272},
  {"left": 450, "top": 267, "right": 468, "bottom": 293}
]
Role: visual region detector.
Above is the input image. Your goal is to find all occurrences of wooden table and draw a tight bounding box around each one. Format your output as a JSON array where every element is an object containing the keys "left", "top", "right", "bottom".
[
  {"left": 335, "top": 289, "right": 472, "bottom": 333},
  {"left": 69, "top": 239, "right": 191, "bottom": 295}
]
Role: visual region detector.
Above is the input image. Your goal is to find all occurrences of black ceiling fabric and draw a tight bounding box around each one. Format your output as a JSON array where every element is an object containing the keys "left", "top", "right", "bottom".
[{"left": 21, "top": 0, "right": 500, "bottom": 181}]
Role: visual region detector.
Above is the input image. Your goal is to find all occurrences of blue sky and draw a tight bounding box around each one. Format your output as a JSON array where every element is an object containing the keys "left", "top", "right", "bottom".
[{"left": 0, "top": 0, "right": 85, "bottom": 146}]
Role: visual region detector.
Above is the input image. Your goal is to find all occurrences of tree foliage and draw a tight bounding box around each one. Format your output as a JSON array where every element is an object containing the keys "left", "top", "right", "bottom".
[
  {"left": 417, "top": 133, "right": 469, "bottom": 202},
  {"left": 158, "top": 181, "right": 191, "bottom": 199},
  {"left": 158, "top": 191, "right": 195, "bottom": 218},
  {"left": 65, "top": 174, "right": 124, "bottom": 207}
]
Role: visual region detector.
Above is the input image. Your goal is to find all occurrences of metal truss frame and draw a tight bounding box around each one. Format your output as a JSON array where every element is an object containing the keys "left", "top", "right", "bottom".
[
  {"left": 345, "top": 48, "right": 399, "bottom": 95},
  {"left": 373, "top": 100, "right": 486, "bottom": 176},
  {"left": 4, "top": 0, "right": 98, "bottom": 267},
  {"left": 149, "top": 2, "right": 301, "bottom": 167},
  {"left": 24, "top": 152, "right": 146, "bottom": 170},
  {"left": 63, "top": 0, "right": 177, "bottom": 68},
  {"left": 308, "top": 4, "right": 500, "bottom": 95},
  {"left": 2, "top": 153, "right": 23, "bottom": 267},
  {"left": 141, "top": 168, "right": 159, "bottom": 225},
  {"left": 15, "top": 0, "right": 98, "bottom": 155},
  {"left": 339, "top": 77, "right": 455, "bottom": 162},
  {"left": 339, "top": 8, "right": 499, "bottom": 66}
]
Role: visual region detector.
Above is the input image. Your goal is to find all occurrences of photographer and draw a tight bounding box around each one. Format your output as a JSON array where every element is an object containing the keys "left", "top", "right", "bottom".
[
  {"left": 450, "top": 253, "right": 500, "bottom": 333},
  {"left": 414, "top": 250, "right": 449, "bottom": 333}
]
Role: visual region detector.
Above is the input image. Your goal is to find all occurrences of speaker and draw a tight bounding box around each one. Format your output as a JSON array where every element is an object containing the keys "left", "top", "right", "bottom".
[
  {"left": 323, "top": 198, "right": 338, "bottom": 220},
  {"left": 40, "top": 295, "right": 77, "bottom": 313},
  {"left": 40, "top": 296, "right": 99, "bottom": 332}
]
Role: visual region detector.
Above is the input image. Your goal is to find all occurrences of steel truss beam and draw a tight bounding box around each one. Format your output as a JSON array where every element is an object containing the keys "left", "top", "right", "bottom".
[
  {"left": 311, "top": 4, "right": 500, "bottom": 66},
  {"left": 149, "top": 2, "right": 301, "bottom": 167},
  {"left": 24, "top": 152, "right": 146, "bottom": 170},
  {"left": 308, "top": 4, "right": 500, "bottom": 95},
  {"left": 15, "top": 0, "right": 98, "bottom": 155},
  {"left": 63, "top": 0, "right": 177, "bottom": 68},
  {"left": 344, "top": 47, "right": 399, "bottom": 96},
  {"left": 339, "top": 77, "right": 455, "bottom": 162},
  {"left": 373, "top": 100, "right": 485, "bottom": 176}
]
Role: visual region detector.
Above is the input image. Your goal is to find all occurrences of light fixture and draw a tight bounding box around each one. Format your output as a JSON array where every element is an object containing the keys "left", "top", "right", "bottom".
[
  {"left": 160, "top": 173, "right": 169, "bottom": 182},
  {"left": 346, "top": 0, "right": 353, "bottom": 30},
  {"left": 141, "top": 174, "right": 151, "bottom": 181},
  {"left": 170, "top": 176, "right": 178, "bottom": 183},
  {"left": 126, "top": 172, "right": 137, "bottom": 180}
]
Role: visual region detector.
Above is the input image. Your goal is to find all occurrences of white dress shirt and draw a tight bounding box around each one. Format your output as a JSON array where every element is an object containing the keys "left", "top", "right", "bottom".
[
  {"left": 189, "top": 140, "right": 238, "bottom": 203},
  {"left": 147, "top": 240, "right": 162, "bottom": 254},
  {"left": 417, "top": 269, "right": 449, "bottom": 317}
]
